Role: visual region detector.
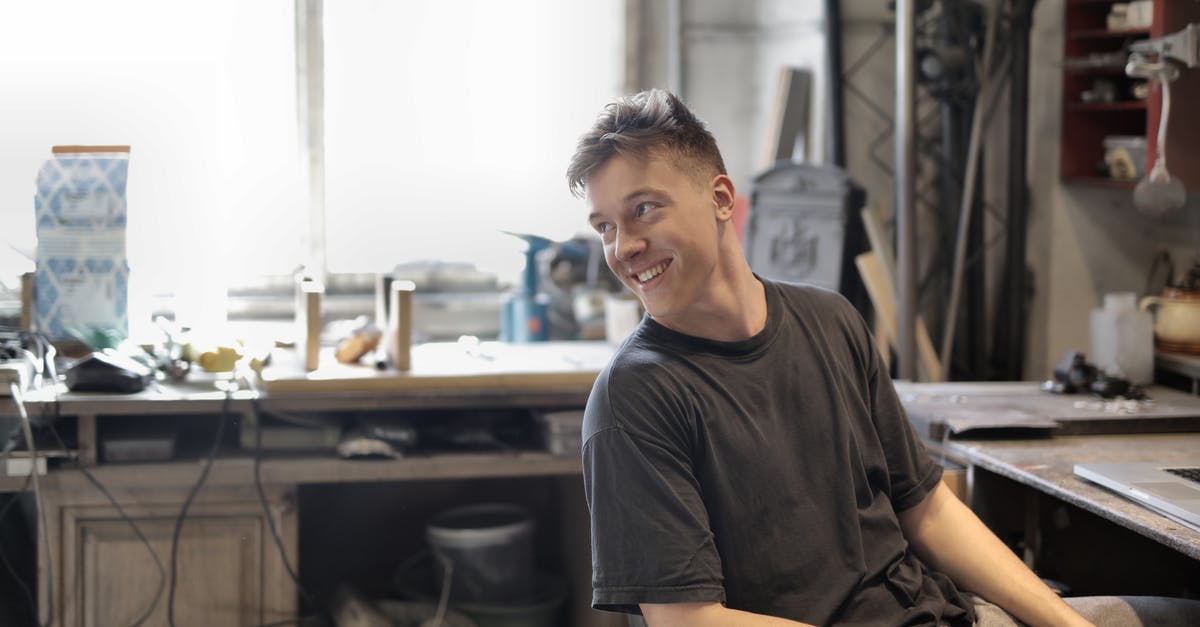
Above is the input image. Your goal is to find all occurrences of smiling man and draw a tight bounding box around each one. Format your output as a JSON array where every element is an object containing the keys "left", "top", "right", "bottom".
[{"left": 562, "top": 90, "right": 1193, "bottom": 627}]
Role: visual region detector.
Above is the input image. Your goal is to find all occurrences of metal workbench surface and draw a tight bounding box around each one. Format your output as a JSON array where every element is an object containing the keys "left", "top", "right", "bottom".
[{"left": 939, "top": 432, "right": 1200, "bottom": 561}]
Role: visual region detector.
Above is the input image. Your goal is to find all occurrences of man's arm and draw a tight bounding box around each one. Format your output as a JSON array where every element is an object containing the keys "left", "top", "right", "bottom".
[
  {"left": 641, "top": 602, "right": 814, "bottom": 627},
  {"left": 898, "top": 482, "right": 1093, "bottom": 627}
]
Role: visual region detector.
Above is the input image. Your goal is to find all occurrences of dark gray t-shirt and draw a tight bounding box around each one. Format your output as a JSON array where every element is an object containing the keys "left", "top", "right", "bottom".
[{"left": 582, "top": 279, "right": 973, "bottom": 626}]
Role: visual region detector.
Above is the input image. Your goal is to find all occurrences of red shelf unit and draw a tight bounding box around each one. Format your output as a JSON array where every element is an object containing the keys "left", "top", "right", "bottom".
[{"left": 1060, "top": 0, "right": 1200, "bottom": 188}]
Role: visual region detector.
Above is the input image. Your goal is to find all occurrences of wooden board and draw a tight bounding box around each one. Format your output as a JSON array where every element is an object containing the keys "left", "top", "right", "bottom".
[
  {"left": 760, "top": 67, "right": 811, "bottom": 169},
  {"left": 855, "top": 252, "right": 943, "bottom": 381},
  {"left": 261, "top": 340, "right": 614, "bottom": 395}
]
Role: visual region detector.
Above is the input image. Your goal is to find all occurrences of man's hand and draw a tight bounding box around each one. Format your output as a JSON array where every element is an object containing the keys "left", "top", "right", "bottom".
[
  {"left": 640, "top": 602, "right": 814, "bottom": 627},
  {"left": 898, "top": 482, "right": 1095, "bottom": 627}
]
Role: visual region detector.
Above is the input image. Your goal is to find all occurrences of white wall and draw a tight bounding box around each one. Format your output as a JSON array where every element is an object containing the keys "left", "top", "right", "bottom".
[
  {"left": 1026, "top": 0, "right": 1200, "bottom": 379},
  {"left": 630, "top": 0, "right": 829, "bottom": 196},
  {"left": 632, "top": 0, "right": 1200, "bottom": 380}
]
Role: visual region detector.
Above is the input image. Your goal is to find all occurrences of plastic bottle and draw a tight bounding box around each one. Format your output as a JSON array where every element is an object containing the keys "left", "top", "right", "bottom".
[{"left": 1090, "top": 292, "right": 1154, "bottom": 385}]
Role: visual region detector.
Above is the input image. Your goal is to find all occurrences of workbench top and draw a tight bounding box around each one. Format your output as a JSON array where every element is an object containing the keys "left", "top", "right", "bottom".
[
  {"left": 895, "top": 381, "right": 1200, "bottom": 439},
  {"left": 259, "top": 340, "right": 614, "bottom": 395},
  {"left": 936, "top": 432, "right": 1200, "bottom": 561}
]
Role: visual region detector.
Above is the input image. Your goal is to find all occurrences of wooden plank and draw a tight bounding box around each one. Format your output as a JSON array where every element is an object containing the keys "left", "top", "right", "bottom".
[
  {"left": 874, "top": 313, "right": 890, "bottom": 369},
  {"left": 39, "top": 452, "right": 582, "bottom": 491},
  {"left": 856, "top": 252, "right": 943, "bottom": 381},
  {"left": 20, "top": 272, "right": 34, "bottom": 330},
  {"left": 760, "top": 67, "right": 811, "bottom": 169},
  {"left": 261, "top": 340, "right": 613, "bottom": 395},
  {"left": 52, "top": 145, "right": 131, "bottom": 154},
  {"left": 297, "top": 280, "right": 323, "bottom": 372},
  {"left": 860, "top": 205, "right": 897, "bottom": 287},
  {"left": 76, "top": 414, "right": 97, "bottom": 466},
  {"left": 13, "top": 383, "right": 591, "bottom": 420},
  {"left": 858, "top": 208, "right": 943, "bottom": 382},
  {"left": 386, "top": 280, "right": 415, "bottom": 371}
]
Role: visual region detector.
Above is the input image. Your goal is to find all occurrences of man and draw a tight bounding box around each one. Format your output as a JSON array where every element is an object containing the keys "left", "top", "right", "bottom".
[{"left": 566, "top": 89, "right": 1198, "bottom": 627}]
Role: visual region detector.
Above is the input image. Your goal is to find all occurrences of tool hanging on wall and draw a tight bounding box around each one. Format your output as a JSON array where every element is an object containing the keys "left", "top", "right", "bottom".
[{"left": 1126, "top": 23, "right": 1199, "bottom": 216}]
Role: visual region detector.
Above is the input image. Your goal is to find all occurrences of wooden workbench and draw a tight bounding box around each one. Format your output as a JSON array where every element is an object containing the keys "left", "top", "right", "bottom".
[
  {"left": 2, "top": 340, "right": 619, "bottom": 627},
  {"left": 11, "top": 353, "right": 1200, "bottom": 621},
  {"left": 260, "top": 340, "right": 615, "bottom": 394}
]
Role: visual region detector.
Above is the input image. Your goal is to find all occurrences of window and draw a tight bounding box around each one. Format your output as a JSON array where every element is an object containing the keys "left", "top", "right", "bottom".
[
  {"left": 1, "top": 1, "right": 623, "bottom": 337},
  {"left": 323, "top": 0, "right": 623, "bottom": 279},
  {"left": 0, "top": 0, "right": 300, "bottom": 335}
]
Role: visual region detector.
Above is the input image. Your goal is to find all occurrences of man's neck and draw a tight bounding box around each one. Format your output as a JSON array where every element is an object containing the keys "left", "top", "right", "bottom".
[{"left": 655, "top": 263, "right": 767, "bottom": 342}]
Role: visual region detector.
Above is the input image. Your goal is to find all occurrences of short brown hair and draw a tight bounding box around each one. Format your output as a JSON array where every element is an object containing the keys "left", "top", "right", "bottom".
[{"left": 566, "top": 89, "right": 727, "bottom": 198}]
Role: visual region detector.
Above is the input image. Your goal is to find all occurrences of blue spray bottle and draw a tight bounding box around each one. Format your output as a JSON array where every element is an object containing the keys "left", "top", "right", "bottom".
[{"left": 500, "top": 232, "right": 553, "bottom": 342}]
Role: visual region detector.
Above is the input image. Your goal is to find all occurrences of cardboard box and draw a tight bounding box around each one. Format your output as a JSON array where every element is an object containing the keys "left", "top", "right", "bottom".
[{"left": 34, "top": 146, "right": 131, "bottom": 340}]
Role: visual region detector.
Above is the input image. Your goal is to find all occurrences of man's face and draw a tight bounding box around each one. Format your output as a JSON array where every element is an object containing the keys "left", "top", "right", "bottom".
[{"left": 585, "top": 152, "right": 732, "bottom": 328}]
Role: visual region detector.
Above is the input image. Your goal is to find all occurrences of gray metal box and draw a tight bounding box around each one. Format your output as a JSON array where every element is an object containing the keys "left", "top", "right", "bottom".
[{"left": 745, "top": 163, "right": 858, "bottom": 290}]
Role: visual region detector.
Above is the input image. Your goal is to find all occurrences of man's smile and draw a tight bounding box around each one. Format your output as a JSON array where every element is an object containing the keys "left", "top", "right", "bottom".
[{"left": 633, "top": 259, "right": 671, "bottom": 285}]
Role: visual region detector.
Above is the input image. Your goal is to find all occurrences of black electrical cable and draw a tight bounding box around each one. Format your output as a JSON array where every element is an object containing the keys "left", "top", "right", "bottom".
[
  {"left": 0, "top": 473, "right": 37, "bottom": 623},
  {"left": 1, "top": 328, "right": 56, "bottom": 626},
  {"left": 6, "top": 328, "right": 317, "bottom": 626},
  {"left": 45, "top": 422, "right": 165, "bottom": 627},
  {"left": 18, "top": 329, "right": 162, "bottom": 626},
  {"left": 167, "top": 390, "right": 230, "bottom": 627},
  {"left": 247, "top": 391, "right": 327, "bottom": 627},
  {"left": 10, "top": 381, "right": 53, "bottom": 627}
]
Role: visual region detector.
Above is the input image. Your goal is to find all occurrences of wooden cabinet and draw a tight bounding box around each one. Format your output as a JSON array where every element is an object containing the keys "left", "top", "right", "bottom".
[
  {"left": 41, "top": 485, "right": 297, "bottom": 627},
  {"left": 6, "top": 389, "right": 615, "bottom": 627},
  {"left": 1060, "top": 0, "right": 1200, "bottom": 188}
]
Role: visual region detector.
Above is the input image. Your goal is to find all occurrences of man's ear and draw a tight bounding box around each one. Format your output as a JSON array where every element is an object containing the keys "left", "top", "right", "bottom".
[{"left": 711, "top": 174, "right": 736, "bottom": 222}]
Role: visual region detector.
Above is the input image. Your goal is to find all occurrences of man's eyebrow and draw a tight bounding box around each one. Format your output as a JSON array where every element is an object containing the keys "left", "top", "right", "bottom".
[{"left": 588, "top": 188, "right": 665, "bottom": 223}]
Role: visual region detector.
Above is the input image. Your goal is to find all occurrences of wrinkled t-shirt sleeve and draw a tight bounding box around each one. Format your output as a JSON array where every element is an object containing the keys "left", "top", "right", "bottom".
[
  {"left": 582, "top": 381, "right": 725, "bottom": 614},
  {"left": 852, "top": 307, "right": 943, "bottom": 512}
]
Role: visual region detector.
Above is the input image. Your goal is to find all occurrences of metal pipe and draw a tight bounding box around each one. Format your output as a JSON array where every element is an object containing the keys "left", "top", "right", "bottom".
[
  {"left": 296, "top": 0, "right": 326, "bottom": 282},
  {"left": 825, "top": 0, "right": 846, "bottom": 167},
  {"left": 667, "top": 0, "right": 683, "bottom": 96},
  {"left": 940, "top": 0, "right": 1001, "bottom": 370},
  {"left": 895, "top": 0, "right": 917, "bottom": 380},
  {"left": 999, "top": 0, "right": 1035, "bottom": 380}
]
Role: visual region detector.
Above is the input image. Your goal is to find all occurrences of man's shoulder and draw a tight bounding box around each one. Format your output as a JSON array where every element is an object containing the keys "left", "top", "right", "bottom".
[
  {"left": 584, "top": 332, "right": 693, "bottom": 439},
  {"left": 769, "top": 277, "right": 844, "bottom": 302},
  {"left": 767, "top": 278, "right": 858, "bottom": 322},
  {"left": 594, "top": 332, "right": 690, "bottom": 399}
]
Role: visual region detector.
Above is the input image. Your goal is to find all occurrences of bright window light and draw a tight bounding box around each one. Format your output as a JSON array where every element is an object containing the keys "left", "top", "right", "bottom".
[
  {"left": 1, "top": 0, "right": 623, "bottom": 337},
  {"left": 0, "top": 1, "right": 301, "bottom": 334},
  {"left": 323, "top": 0, "right": 623, "bottom": 281}
]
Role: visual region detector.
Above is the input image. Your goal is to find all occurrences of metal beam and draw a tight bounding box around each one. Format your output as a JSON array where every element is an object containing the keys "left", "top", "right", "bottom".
[
  {"left": 895, "top": 0, "right": 917, "bottom": 380},
  {"left": 296, "top": 0, "right": 326, "bottom": 281}
]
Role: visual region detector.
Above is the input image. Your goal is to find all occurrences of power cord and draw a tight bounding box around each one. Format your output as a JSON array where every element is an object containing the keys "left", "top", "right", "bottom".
[
  {"left": 24, "top": 357, "right": 168, "bottom": 627},
  {"left": 0, "top": 473, "right": 37, "bottom": 624},
  {"left": 10, "top": 381, "right": 53, "bottom": 627},
  {"left": 4, "top": 328, "right": 324, "bottom": 627},
  {"left": 166, "top": 389, "right": 230, "bottom": 627},
  {"left": 45, "top": 421, "right": 166, "bottom": 627},
  {"left": 241, "top": 368, "right": 328, "bottom": 627}
]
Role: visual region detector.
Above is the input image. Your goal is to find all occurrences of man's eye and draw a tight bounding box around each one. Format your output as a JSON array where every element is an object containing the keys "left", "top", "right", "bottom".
[
  {"left": 594, "top": 222, "right": 611, "bottom": 234},
  {"left": 634, "top": 202, "right": 654, "bottom": 216}
]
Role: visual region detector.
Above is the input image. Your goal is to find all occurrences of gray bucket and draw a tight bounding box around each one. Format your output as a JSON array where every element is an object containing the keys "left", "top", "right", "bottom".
[{"left": 426, "top": 503, "right": 535, "bottom": 603}]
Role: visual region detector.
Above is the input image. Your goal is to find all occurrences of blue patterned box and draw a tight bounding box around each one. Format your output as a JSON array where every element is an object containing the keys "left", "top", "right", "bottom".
[{"left": 34, "top": 146, "right": 131, "bottom": 340}]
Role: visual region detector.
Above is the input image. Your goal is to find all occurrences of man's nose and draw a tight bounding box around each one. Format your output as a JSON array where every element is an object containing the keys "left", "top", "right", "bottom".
[{"left": 613, "top": 227, "right": 646, "bottom": 262}]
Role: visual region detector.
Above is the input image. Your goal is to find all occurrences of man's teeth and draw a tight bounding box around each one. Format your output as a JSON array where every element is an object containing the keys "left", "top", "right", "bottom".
[{"left": 637, "top": 263, "right": 666, "bottom": 283}]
